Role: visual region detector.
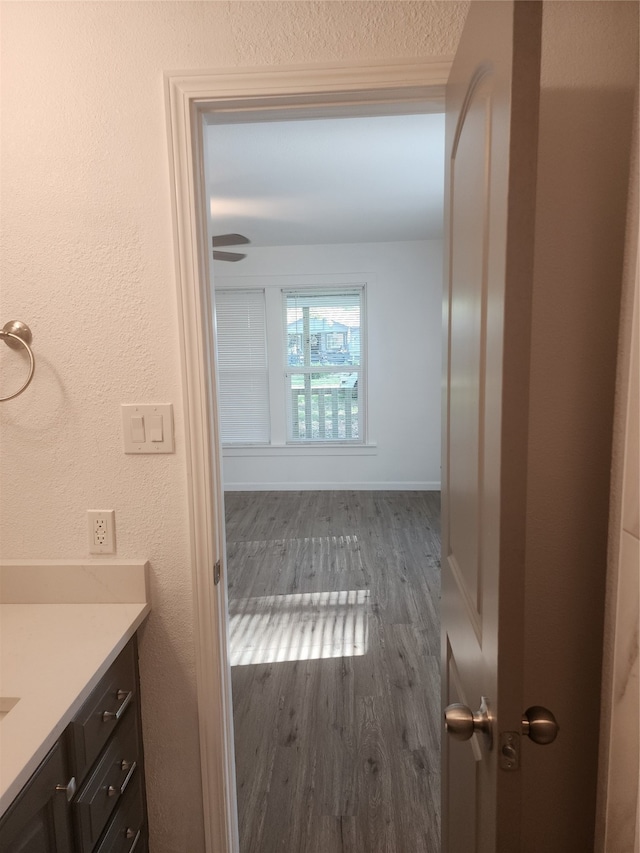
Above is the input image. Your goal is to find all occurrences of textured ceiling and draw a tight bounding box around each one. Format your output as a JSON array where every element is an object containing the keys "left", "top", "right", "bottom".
[{"left": 205, "top": 112, "right": 445, "bottom": 247}]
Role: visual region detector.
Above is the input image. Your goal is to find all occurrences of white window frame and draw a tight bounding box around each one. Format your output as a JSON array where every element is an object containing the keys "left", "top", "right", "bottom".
[
  {"left": 214, "top": 275, "right": 370, "bottom": 450},
  {"left": 282, "top": 286, "right": 366, "bottom": 445}
]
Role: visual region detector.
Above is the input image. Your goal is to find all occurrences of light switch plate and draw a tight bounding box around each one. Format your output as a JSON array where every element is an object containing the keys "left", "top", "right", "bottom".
[{"left": 121, "top": 404, "right": 174, "bottom": 453}]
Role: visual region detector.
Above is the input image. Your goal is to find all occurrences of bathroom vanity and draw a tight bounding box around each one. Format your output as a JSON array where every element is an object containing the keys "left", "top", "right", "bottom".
[{"left": 0, "top": 561, "right": 150, "bottom": 853}]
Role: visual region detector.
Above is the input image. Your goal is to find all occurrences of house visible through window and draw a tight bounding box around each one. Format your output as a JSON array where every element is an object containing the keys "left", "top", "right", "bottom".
[
  {"left": 215, "top": 285, "right": 365, "bottom": 446},
  {"left": 284, "top": 288, "right": 363, "bottom": 443}
]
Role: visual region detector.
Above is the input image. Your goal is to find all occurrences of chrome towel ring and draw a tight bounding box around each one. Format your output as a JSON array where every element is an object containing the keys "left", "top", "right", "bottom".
[{"left": 0, "top": 321, "right": 35, "bottom": 402}]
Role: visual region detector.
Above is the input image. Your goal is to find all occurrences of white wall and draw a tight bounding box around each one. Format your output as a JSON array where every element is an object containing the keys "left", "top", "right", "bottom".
[
  {"left": 0, "top": 3, "right": 466, "bottom": 851},
  {"left": 214, "top": 241, "right": 442, "bottom": 490}
]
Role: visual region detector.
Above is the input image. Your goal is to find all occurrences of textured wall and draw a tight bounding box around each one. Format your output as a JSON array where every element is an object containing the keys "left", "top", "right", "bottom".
[{"left": 0, "top": 3, "right": 466, "bottom": 851}]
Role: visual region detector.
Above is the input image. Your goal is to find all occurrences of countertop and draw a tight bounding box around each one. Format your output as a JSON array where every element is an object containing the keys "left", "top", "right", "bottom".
[{"left": 0, "top": 560, "right": 150, "bottom": 817}]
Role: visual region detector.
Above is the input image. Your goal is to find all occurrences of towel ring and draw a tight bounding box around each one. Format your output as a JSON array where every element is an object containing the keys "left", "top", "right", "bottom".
[{"left": 0, "top": 321, "right": 35, "bottom": 402}]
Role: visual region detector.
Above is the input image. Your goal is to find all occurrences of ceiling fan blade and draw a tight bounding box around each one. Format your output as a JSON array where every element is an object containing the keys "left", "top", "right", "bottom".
[
  {"left": 213, "top": 250, "right": 247, "bottom": 262},
  {"left": 212, "top": 233, "right": 250, "bottom": 248}
]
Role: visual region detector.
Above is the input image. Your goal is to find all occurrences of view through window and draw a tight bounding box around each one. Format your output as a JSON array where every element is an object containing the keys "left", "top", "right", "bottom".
[{"left": 284, "top": 288, "right": 363, "bottom": 443}]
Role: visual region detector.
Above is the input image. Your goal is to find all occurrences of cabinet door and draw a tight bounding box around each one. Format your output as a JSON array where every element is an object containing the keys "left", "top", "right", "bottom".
[{"left": 0, "top": 740, "right": 75, "bottom": 853}]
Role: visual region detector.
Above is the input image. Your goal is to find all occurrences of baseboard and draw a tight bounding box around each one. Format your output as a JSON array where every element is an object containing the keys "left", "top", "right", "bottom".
[{"left": 223, "top": 481, "right": 441, "bottom": 492}]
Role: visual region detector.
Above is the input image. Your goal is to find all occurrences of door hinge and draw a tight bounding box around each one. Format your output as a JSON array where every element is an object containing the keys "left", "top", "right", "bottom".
[
  {"left": 213, "top": 559, "right": 221, "bottom": 585},
  {"left": 499, "top": 731, "right": 520, "bottom": 771}
]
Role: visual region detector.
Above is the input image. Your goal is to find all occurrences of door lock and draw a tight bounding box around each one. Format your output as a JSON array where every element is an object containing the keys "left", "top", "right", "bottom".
[
  {"left": 521, "top": 705, "right": 559, "bottom": 745},
  {"left": 445, "top": 700, "right": 558, "bottom": 768}
]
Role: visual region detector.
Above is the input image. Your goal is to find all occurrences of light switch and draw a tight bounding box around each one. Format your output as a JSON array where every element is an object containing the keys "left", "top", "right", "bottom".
[
  {"left": 149, "top": 415, "right": 163, "bottom": 442},
  {"left": 131, "top": 415, "right": 145, "bottom": 443},
  {"left": 121, "top": 404, "right": 174, "bottom": 453}
]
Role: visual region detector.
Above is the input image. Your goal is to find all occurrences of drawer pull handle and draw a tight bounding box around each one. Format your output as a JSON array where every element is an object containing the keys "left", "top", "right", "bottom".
[
  {"left": 125, "top": 828, "right": 141, "bottom": 852},
  {"left": 102, "top": 689, "right": 133, "bottom": 723},
  {"left": 107, "top": 760, "right": 137, "bottom": 797},
  {"left": 55, "top": 776, "right": 76, "bottom": 802}
]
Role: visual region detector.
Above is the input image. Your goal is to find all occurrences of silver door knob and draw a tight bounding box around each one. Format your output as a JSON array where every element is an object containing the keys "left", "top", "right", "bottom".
[
  {"left": 444, "top": 697, "right": 492, "bottom": 745},
  {"left": 522, "top": 705, "right": 559, "bottom": 745}
]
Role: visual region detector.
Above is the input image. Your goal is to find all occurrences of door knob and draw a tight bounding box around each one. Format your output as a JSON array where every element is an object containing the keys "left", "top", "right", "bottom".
[
  {"left": 444, "top": 696, "right": 492, "bottom": 746},
  {"left": 522, "top": 705, "right": 559, "bottom": 745}
]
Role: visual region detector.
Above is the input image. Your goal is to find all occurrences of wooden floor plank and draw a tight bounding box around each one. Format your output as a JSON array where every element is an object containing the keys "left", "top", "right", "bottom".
[
  {"left": 226, "top": 490, "right": 441, "bottom": 853},
  {"left": 355, "top": 694, "right": 396, "bottom": 853}
]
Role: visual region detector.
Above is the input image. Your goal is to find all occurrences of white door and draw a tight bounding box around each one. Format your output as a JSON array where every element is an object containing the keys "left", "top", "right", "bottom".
[{"left": 441, "top": 2, "right": 548, "bottom": 850}]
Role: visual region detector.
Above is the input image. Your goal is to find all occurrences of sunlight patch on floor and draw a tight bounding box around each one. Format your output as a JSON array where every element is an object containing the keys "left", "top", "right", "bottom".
[{"left": 229, "top": 589, "right": 369, "bottom": 666}]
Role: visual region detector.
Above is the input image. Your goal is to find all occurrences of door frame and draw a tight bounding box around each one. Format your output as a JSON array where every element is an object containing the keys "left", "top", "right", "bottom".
[{"left": 165, "top": 57, "right": 453, "bottom": 853}]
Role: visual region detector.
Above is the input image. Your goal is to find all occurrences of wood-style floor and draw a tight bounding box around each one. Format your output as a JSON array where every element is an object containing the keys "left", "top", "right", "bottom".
[{"left": 225, "top": 490, "right": 441, "bottom": 853}]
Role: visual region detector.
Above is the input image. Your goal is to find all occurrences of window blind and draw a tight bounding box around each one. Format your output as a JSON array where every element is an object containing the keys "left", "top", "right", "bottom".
[{"left": 215, "top": 289, "right": 270, "bottom": 445}]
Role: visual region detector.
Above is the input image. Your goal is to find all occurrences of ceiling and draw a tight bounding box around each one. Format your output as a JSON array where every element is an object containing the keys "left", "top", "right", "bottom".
[{"left": 204, "top": 112, "right": 445, "bottom": 249}]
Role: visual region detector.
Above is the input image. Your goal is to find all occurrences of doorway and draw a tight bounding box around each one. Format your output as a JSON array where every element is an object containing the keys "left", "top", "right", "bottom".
[
  {"left": 205, "top": 109, "right": 445, "bottom": 850},
  {"left": 165, "top": 59, "right": 452, "bottom": 853}
]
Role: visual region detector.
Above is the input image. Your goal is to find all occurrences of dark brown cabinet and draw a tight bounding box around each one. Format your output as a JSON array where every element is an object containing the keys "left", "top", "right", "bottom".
[
  {"left": 0, "top": 740, "right": 75, "bottom": 853},
  {"left": 0, "top": 637, "right": 148, "bottom": 853}
]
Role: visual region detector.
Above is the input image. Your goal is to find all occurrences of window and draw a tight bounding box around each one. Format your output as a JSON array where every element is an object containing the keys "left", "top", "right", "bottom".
[
  {"left": 215, "top": 284, "right": 366, "bottom": 447},
  {"left": 284, "top": 288, "right": 364, "bottom": 442},
  {"left": 215, "top": 289, "right": 270, "bottom": 444}
]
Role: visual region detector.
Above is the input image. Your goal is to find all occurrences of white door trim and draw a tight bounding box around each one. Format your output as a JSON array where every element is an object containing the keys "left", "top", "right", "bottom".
[{"left": 164, "top": 56, "right": 453, "bottom": 853}]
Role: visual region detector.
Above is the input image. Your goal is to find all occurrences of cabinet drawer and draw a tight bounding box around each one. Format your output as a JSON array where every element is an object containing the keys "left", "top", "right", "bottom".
[
  {"left": 74, "top": 703, "right": 140, "bottom": 853},
  {"left": 94, "top": 778, "right": 146, "bottom": 853},
  {"left": 69, "top": 640, "right": 137, "bottom": 785}
]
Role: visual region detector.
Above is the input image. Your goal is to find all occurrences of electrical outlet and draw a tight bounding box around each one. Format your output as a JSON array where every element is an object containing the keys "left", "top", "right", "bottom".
[{"left": 87, "top": 510, "right": 116, "bottom": 554}]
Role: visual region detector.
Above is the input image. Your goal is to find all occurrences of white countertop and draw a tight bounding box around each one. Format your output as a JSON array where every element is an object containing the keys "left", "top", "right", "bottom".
[{"left": 0, "top": 561, "right": 150, "bottom": 816}]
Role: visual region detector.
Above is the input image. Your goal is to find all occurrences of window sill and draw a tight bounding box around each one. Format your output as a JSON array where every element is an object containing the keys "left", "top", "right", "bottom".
[{"left": 222, "top": 443, "right": 377, "bottom": 457}]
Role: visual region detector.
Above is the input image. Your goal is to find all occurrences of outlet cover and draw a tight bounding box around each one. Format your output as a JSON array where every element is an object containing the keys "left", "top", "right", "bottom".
[{"left": 88, "top": 510, "right": 116, "bottom": 554}]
